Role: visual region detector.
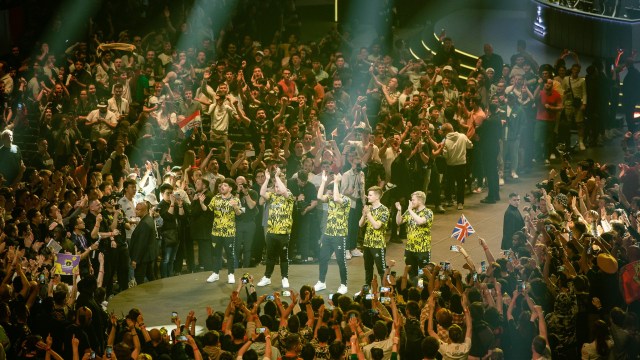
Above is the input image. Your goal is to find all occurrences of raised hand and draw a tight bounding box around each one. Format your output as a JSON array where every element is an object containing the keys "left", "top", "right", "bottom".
[{"left": 395, "top": 202, "right": 402, "bottom": 211}]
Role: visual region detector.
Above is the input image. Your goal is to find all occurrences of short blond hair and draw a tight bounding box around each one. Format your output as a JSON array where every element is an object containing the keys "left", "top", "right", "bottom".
[{"left": 411, "top": 191, "right": 426, "bottom": 204}]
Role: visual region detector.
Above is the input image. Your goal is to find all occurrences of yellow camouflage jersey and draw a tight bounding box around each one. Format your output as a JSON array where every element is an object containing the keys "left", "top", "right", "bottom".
[
  {"left": 325, "top": 195, "right": 351, "bottom": 237},
  {"left": 364, "top": 204, "right": 389, "bottom": 248},
  {"left": 265, "top": 191, "right": 295, "bottom": 235},
  {"left": 208, "top": 195, "right": 237, "bottom": 237},
  {"left": 403, "top": 207, "right": 433, "bottom": 253}
]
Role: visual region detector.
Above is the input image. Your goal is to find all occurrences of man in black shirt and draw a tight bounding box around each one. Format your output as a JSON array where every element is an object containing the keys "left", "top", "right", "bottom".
[{"left": 288, "top": 170, "right": 318, "bottom": 263}]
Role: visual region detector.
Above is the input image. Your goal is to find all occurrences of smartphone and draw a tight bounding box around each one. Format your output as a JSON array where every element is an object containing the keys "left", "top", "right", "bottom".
[
  {"left": 256, "top": 327, "right": 266, "bottom": 334},
  {"left": 444, "top": 262, "right": 451, "bottom": 271},
  {"left": 177, "top": 335, "right": 188, "bottom": 342},
  {"left": 241, "top": 274, "right": 250, "bottom": 284},
  {"left": 517, "top": 280, "right": 523, "bottom": 292},
  {"left": 245, "top": 150, "right": 256, "bottom": 157},
  {"left": 266, "top": 295, "right": 275, "bottom": 301},
  {"left": 521, "top": 282, "right": 527, "bottom": 292},
  {"left": 91, "top": 351, "right": 96, "bottom": 359},
  {"left": 379, "top": 296, "right": 391, "bottom": 304},
  {"left": 362, "top": 285, "right": 370, "bottom": 293},
  {"left": 558, "top": 265, "right": 565, "bottom": 272},
  {"left": 473, "top": 273, "right": 478, "bottom": 282},
  {"left": 481, "top": 261, "right": 487, "bottom": 273},
  {"left": 450, "top": 245, "right": 459, "bottom": 252},
  {"left": 379, "top": 286, "right": 391, "bottom": 293},
  {"left": 39, "top": 273, "right": 46, "bottom": 284},
  {"left": 418, "top": 268, "right": 424, "bottom": 276},
  {"left": 281, "top": 290, "right": 291, "bottom": 297},
  {"left": 439, "top": 274, "right": 447, "bottom": 281},
  {"left": 328, "top": 293, "right": 334, "bottom": 300},
  {"left": 349, "top": 313, "right": 357, "bottom": 320},
  {"left": 504, "top": 250, "right": 511, "bottom": 257},
  {"left": 365, "top": 293, "right": 374, "bottom": 300},
  {"left": 417, "top": 278, "right": 424, "bottom": 288},
  {"left": 171, "top": 312, "right": 178, "bottom": 321},
  {"left": 106, "top": 345, "right": 113, "bottom": 359}
]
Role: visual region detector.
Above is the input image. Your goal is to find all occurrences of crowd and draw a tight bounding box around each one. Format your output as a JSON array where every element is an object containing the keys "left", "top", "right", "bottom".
[{"left": 1, "top": 0, "right": 640, "bottom": 358}]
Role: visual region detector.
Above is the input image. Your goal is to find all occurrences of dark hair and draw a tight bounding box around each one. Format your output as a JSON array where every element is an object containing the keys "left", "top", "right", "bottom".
[
  {"left": 371, "top": 348, "right": 384, "bottom": 360},
  {"left": 421, "top": 336, "right": 440, "bottom": 358},
  {"left": 159, "top": 183, "right": 174, "bottom": 193}
]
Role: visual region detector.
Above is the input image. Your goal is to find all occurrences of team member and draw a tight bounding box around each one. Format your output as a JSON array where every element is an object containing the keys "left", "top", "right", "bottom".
[
  {"left": 359, "top": 186, "right": 390, "bottom": 285},
  {"left": 395, "top": 191, "right": 433, "bottom": 278},
  {"left": 206, "top": 178, "right": 242, "bottom": 284},
  {"left": 314, "top": 171, "right": 351, "bottom": 294},
  {"left": 257, "top": 168, "right": 295, "bottom": 288}
]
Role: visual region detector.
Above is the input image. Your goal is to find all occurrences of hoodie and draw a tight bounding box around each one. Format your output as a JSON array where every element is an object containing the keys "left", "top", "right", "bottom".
[{"left": 442, "top": 132, "right": 472, "bottom": 166}]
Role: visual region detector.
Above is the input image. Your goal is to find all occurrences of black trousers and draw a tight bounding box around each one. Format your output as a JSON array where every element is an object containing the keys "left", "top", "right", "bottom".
[
  {"left": 212, "top": 236, "right": 235, "bottom": 274},
  {"left": 195, "top": 237, "right": 213, "bottom": 271},
  {"left": 445, "top": 164, "right": 466, "bottom": 204},
  {"left": 405, "top": 250, "right": 431, "bottom": 279},
  {"left": 134, "top": 261, "right": 155, "bottom": 285},
  {"left": 318, "top": 235, "right": 348, "bottom": 284},
  {"left": 264, "top": 233, "right": 290, "bottom": 279},
  {"left": 363, "top": 246, "right": 386, "bottom": 285},
  {"left": 235, "top": 222, "right": 256, "bottom": 268},
  {"left": 104, "top": 246, "right": 130, "bottom": 296},
  {"left": 482, "top": 148, "right": 500, "bottom": 201}
]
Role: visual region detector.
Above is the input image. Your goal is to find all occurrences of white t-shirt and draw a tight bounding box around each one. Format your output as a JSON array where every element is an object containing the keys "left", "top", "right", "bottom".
[{"left": 438, "top": 337, "right": 471, "bottom": 360}]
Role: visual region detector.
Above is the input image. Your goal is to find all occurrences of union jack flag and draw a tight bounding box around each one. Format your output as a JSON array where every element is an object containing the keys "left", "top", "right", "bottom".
[{"left": 451, "top": 214, "right": 475, "bottom": 243}]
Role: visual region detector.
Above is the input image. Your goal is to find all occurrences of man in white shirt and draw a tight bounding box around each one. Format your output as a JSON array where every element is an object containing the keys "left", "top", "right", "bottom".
[
  {"left": 108, "top": 83, "right": 129, "bottom": 120},
  {"left": 86, "top": 101, "right": 118, "bottom": 141}
]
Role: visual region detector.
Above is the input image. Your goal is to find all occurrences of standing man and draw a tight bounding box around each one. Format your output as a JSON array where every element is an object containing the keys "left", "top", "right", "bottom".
[
  {"left": 157, "top": 184, "right": 184, "bottom": 278},
  {"left": 314, "top": 172, "right": 351, "bottom": 294},
  {"left": 535, "top": 78, "right": 562, "bottom": 165},
  {"left": 341, "top": 153, "right": 365, "bottom": 258},
  {"left": 257, "top": 168, "right": 295, "bottom": 288},
  {"left": 130, "top": 202, "right": 157, "bottom": 284},
  {"left": 289, "top": 170, "right": 318, "bottom": 263},
  {"left": 478, "top": 102, "right": 503, "bottom": 204},
  {"left": 359, "top": 186, "right": 390, "bottom": 285},
  {"left": 434, "top": 123, "right": 473, "bottom": 210},
  {"left": 501, "top": 193, "right": 524, "bottom": 250},
  {"left": 622, "top": 57, "right": 640, "bottom": 134},
  {"left": 395, "top": 191, "right": 433, "bottom": 279},
  {"left": 234, "top": 176, "right": 259, "bottom": 268},
  {"left": 191, "top": 178, "right": 214, "bottom": 272},
  {"left": 206, "top": 178, "right": 242, "bottom": 284}
]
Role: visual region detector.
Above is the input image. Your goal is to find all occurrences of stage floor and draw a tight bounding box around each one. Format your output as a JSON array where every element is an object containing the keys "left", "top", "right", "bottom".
[{"left": 108, "top": 141, "right": 623, "bottom": 328}]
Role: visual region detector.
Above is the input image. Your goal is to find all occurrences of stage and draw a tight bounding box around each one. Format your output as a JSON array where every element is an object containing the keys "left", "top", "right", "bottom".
[{"left": 108, "top": 157, "right": 551, "bottom": 327}]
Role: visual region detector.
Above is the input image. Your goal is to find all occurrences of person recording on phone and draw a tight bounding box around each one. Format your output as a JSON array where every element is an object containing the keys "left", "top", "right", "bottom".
[
  {"left": 395, "top": 191, "right": 433, "bottom": 279},
  {"left": 257, "top": 167, "right": 295, "bottom": 288},
  {"left": 234, "top": 176, "right": 259, "bottom": 268},
  {"left": 314, "top": 171, "right": 351, "bottom": 295}
]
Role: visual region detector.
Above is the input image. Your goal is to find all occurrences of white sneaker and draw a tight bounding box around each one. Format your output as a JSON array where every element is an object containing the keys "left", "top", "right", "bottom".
[
  {"left": 314, "top": 281, "right": 326, "bottom": 291},
  {"left": 345, "top": 251, "right": 352, "bottom": 260},
  {"left": 544, "top": 159, "right": 550, "bottom": 165},
  {"left": 257, "top": 276, "right": 271, "bottom": 287},
  {"left": 511, "top": 171, "right": 519, "bottom": 179},
  {"left": 499, "top": 177, "right": 505, "bottom": 186},
  {"left": 579, "top": 141, "right": 586, "bottom": 151},
  {"left": 228, "top": 274, "right": 235, "bottom": 284},
  {"left": 282, "top": 278, "right": 290, "bottom": 288},
  {"left": 549, "top": 153, "right": 556, "bottom": 160},
  {"left": 206, "top": 272, "right": 219, "bottom": 283},
  {"left": 331, "top": 253, "right": 336, "bottom": 260},
  {"left": 351, "top": 249, "right": 363, "bottom": 257},
  {"left": 337, "top": 284, "right": 348, "bottom": 294}
]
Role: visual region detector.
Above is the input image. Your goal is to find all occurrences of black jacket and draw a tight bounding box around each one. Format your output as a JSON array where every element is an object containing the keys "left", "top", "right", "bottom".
[{"left": 130, "top": 214, "right": 157, "bottom": 263}]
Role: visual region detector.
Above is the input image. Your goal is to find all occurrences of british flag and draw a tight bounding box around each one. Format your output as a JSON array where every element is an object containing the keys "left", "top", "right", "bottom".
[{"left": 451, "top": 214, "right": 475, "bottom": 243}]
